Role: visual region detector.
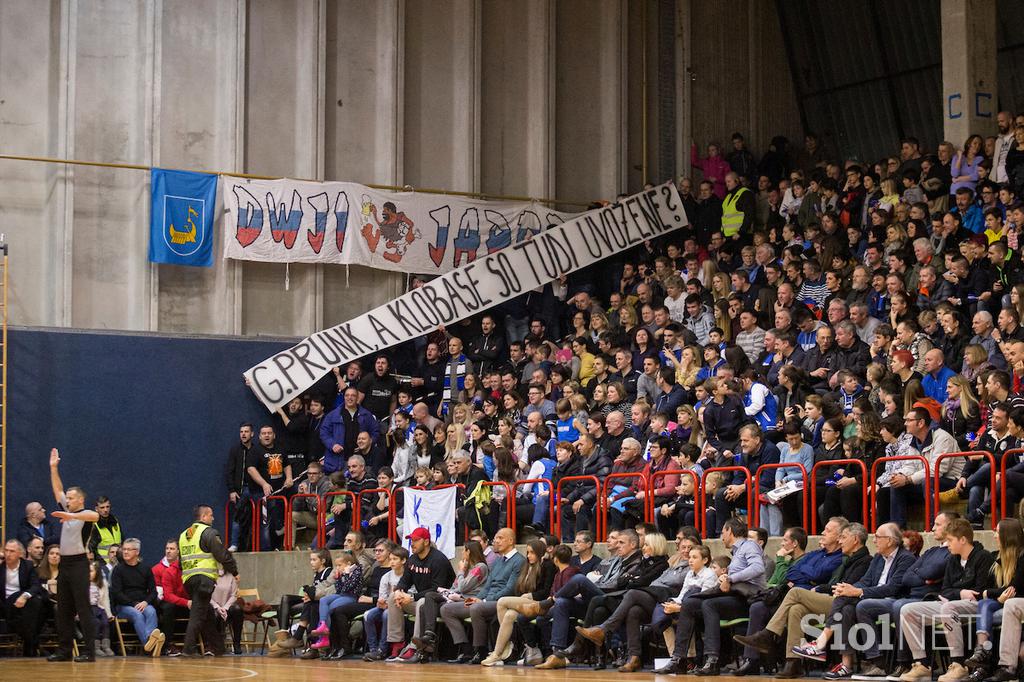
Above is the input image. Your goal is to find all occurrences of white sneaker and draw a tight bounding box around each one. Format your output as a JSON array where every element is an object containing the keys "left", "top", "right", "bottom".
[
  {"left": 228, "top": 544, "right": 238, "bottom": 552},
  {"left": 937, "top": 662, "right": 968, "bottom": 682},
  {"left": 900, "top": 662, "right": 933, "bottom": 681}
]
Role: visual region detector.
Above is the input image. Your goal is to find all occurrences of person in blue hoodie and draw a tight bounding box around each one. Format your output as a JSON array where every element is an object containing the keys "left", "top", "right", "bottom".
[
  {"left": 741, "top": 369, "right": 779, "bottom": 436},
  {"left": 852, "top": 511, "right": 957, "bottom": 678}
]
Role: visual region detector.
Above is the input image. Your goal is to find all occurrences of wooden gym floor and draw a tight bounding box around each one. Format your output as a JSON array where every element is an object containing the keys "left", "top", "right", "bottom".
[{"left": 0, "top": 657, "right": 776, "bottom": 680}]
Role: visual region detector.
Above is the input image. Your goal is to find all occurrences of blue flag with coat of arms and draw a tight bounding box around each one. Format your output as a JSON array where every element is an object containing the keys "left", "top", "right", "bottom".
[{"left": 149, "top": 168, "right": 217, "bottom": 266}]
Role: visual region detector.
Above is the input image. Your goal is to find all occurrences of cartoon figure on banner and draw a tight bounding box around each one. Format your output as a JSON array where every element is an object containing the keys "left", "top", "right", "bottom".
[{"left": 360, "top": 196, "right": 420, "bottom": 263}]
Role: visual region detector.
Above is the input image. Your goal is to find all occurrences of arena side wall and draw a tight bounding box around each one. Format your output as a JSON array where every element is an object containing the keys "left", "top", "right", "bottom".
[{"left": 5, "top": 326, "right": 293, "bottom": 554}]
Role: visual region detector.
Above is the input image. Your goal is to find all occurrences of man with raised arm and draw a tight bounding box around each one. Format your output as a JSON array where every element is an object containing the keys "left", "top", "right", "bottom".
[{"left": 47, "top": 447, "right": 100, "bottom": 662}]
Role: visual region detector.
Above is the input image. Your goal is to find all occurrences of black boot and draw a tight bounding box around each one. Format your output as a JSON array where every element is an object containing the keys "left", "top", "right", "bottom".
[
  {"left": 986, "top": 667, "right": 1018, "bottom": 682},
  {"left": 734, "top": 657, "right": 760, "bottom": 676},
  {"left": 695, "top": 655, "right": 720, "bottom": 676},
  {"left": 777, "top": 659, "right": 804, "bottom": 679},
  {"left": 655, "top": 657, "right": 686, "bottom": 675},
  {"left": 447, "top": 643, "right": 474, "bottom": 664},
  {"left": 734, "top": 629, "right": 780, "bottom": 655},
  {"left": 469, "top": 646, "right": 488, "bottom": 665},
  {"left": 964, "top": 642, "right": 993, "bottom": 670}
]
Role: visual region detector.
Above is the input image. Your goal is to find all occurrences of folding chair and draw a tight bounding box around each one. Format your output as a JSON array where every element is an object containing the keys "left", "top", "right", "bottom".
[{"left": 237, "top": 588, "right": 272, "bottom": 654}]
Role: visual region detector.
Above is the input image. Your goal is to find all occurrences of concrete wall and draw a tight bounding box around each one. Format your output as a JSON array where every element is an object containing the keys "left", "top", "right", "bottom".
[{"left": 0, "top": 0, "right": 799, "bottom": 337}]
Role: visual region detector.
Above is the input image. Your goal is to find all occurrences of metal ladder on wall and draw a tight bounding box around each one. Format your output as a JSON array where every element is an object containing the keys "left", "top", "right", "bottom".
[{"left": 0, "top": 237, "right": 8, "bottom": 543}]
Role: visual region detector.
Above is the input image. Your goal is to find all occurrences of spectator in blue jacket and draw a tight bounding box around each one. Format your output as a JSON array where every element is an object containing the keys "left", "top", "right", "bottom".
[
  {"left": 319, "top": 387, "right": 381, "bottom": 474},
  {"left": 921, "top": 348, "right": 956, "bottom": 404},
  {"left": 853, "top": 511, "right": 955, "bottom": 676}
]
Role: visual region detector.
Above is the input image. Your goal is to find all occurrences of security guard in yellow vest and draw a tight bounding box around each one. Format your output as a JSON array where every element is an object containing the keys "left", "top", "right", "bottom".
[
  {"left": 721, "top": 172, "right": 755, "bottom": 240},
  {"left": 89, "top": 495, "right": 122, "bottom": 559},
  {"left": 179, "top": 504, "right": 238, "bottom": 656}
]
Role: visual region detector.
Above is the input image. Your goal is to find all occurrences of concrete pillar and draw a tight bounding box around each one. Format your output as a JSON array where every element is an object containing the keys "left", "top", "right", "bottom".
[{"left": 941, "top": 0, "right": 997, "bottom": 144}]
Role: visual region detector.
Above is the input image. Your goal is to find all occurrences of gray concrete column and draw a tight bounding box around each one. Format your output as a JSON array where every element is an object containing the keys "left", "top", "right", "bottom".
[{"left": 941, "top": 0, "right": 997, "bottom": 144}]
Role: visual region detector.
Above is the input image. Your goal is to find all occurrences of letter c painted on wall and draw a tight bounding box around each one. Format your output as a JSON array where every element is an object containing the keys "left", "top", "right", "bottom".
[{"left": 948, "top": 93, "right": 963, "bottom": 120}]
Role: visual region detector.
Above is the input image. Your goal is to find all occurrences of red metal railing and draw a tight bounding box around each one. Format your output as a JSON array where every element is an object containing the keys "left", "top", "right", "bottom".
[
  {"left": 322, "top": 490, "right": 358, "bottom": 547},
  {"left": 648, "top": 469, "right": 700, "bottom": 536},
  {"left": 224, "top": 498, "right": 258, "bottom": 552},
  {"left": 936, "top": 451, "right": 996, "bottom": 529},
  {"left": 356, "top": 488, "right": 398, "bottom": 541},
  {"left": 511, "top": 478, "right": 555, "bottom": 532},
  {"left": 1001, "top": 449, "right": 1024, "bottom": 525},
  {"left": 478, "top": 481, "right": 514, "bottom": 530},
  {"left": 601, "top": 472, "right": 650, "bottom": 540},
  {"left": 809, "top": 459, "right": 867, "bottom": 533},
  {"left": 254, "top": 495, "right": 291, "bottom": 551},
  {"left": 289, "top": 493, "right": 325, "bottom": 548},
  {"left": 555, "top": 475, "right": 602, "bottom": 540},
  {"left": 870, "top": 455, "right": 931, "bottom": 532},
  {"left": 698, "top": 466, "right": 753, "bottom": 539},
  {"left": 753, "top": 462, "right": 810, "bottom": 531}
]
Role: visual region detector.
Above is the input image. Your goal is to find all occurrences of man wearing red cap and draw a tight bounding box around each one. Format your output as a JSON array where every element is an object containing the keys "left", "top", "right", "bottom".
[{"left": 385, "top": 527, "right": 455, "bottom": 662}]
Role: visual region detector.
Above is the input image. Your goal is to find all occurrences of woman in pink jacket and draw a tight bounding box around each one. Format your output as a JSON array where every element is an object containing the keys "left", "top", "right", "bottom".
[{"left": 691, "top": 142, "right": 731, "bottom": 199}]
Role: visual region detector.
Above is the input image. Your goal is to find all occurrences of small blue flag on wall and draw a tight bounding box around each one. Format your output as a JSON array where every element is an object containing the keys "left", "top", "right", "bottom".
[{"left": 149, "top": 168, "right": 217, "bottom": 267}]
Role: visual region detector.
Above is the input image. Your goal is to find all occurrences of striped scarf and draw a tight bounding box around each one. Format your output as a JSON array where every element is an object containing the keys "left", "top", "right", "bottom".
[{"left": 441, "top": 354, "right": 468, "bottom": 415}]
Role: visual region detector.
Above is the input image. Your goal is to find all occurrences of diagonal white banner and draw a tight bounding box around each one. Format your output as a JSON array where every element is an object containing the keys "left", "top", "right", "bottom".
[{"left": 243, "top": 183, "right": 689, "bottom": 411}]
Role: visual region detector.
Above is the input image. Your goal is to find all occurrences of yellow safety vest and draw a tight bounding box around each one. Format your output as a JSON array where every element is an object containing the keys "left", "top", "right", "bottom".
[
  {"left": 96, "top": 523, "right": 122, "bottom": 554},
  {"left": 721, "top": 187, "right": 750, "bottom": 238},
  {"left": 178, "top": 522, "right": 219, "bottom": 582}
]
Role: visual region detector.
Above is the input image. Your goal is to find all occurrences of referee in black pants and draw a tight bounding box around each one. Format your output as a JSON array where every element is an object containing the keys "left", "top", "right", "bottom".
[{"left": 47, "top": 448, "right": 100, "bottom": 662}]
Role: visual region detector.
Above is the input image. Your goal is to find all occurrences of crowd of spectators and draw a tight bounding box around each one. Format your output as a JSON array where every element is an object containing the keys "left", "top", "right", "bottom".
[
  {"left": 3, "top": 524, "right": 242, "bottom": 658},
  {"left": 13, "top": 121, "right": 1024, "bottom": 675},
  {"left": 227, "top": 115, "right": 1024, "bottom": 551}
]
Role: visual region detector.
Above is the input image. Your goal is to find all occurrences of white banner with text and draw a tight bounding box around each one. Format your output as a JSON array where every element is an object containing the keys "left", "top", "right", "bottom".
[
  {"left": 243, "top": 183, "right": 689, "bottom": 411},
  {"left": 224, "top": 177, "right": 579, "bottom": 275}
]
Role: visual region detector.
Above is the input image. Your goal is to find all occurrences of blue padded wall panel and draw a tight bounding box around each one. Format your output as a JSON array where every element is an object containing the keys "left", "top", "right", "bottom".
[{"left": 5, "top": 327, "right": 293, "bottom": 556}]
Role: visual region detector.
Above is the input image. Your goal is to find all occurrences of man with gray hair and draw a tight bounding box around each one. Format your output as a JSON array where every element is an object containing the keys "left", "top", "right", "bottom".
[
  {"left": 605, "top": 437, "right": 646, "bottom": 531},
  {"left": 849, "top": 302, "right": 880, "bottom": 344},
  {"left": 3, "top": 538, "right": 44, "bottom": 657},
  {"left": 829, "top": 320, "right": 870, "bottom": 388},
  {"left": 736, "top": 519, "right": 873, "bottom": 678},
  {"left": 906, "top": 237, "right": 938, "bottom": 294},
  {"left": 110, "top": 538, "right": 165, "bottom": 656},
  {"left": 915, "top": 265, "right": 952, "bottom": 309},
  {"left": 970, "top": 310, "right": 1006, "bottom": 369},
  {"left": 451, "top": 450, "right": 490, "bottom": 536}
]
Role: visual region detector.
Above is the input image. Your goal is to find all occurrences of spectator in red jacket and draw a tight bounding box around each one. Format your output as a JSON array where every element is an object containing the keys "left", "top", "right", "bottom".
[{"left": 152, "top": 539, "right": 190, "bottom": 656}]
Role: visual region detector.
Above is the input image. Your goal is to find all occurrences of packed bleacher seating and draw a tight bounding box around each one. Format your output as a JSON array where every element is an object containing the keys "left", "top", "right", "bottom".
[{"left": 12, "top": 123, "right": 1024, "bottom": 677}]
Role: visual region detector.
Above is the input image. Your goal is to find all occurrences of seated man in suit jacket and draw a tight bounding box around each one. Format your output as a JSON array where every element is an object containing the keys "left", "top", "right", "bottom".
[
  {"left": 2, "top": 539, "right": 46, "bottom": 656},
  {"left": 792, "top": 522, "right": 916, "bottom": 679}
]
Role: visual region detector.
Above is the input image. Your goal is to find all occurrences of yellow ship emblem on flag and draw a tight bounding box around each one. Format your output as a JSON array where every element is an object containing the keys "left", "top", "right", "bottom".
[{"left": 169, "top": 205, "right": 199, "bottom": 245}]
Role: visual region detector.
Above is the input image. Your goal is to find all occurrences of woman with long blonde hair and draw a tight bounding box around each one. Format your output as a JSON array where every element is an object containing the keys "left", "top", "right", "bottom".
[
  {"left": 710, "top": 272, "right": 732, "bottom": 302},
  {"left": 965, "top": 518, "right": 1024, "bottom": 671},
  {"left": 665, "top": 345, "right": 701, "bottom": 390},
  {"left": 700, "top": 258, "right": 719, "bottom": 289}
]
